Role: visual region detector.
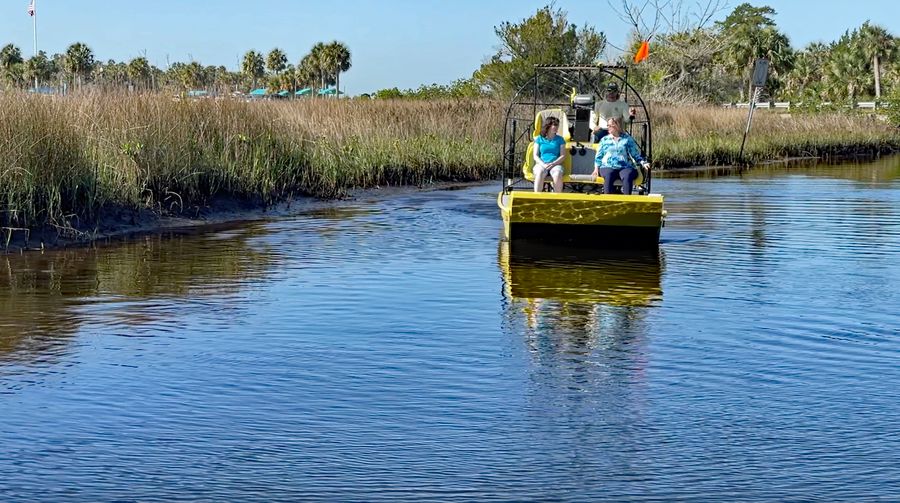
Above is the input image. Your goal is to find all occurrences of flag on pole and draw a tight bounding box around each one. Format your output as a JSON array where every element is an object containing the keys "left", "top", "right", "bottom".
[
  {"left": 27, "top": 0, "right": 35, "bottom": 16},
  {"left": 633, "top": 40, "right": 649, "bottom": 64}
]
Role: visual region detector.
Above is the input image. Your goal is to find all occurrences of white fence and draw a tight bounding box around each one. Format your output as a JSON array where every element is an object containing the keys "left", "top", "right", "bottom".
[{"left": 724, "top": 101, "right": 886, "bottom": 110}]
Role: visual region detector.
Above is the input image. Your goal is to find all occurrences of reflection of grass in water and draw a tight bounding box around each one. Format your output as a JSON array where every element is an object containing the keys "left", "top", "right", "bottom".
[
  {"left": 753, "top": 156, "right": 900, "bottom": 182},
  {"left": 662, "top": 155, "right": 900, "bottom": 183},
  {"left": 0, "top": 227, "right": 275, "bottom": 361},
  {"left": 92, "top": 231, "right": 273, "bottom": 297},
  {"left": 298, "top": 207, "right": 378, "bottom": 220}
]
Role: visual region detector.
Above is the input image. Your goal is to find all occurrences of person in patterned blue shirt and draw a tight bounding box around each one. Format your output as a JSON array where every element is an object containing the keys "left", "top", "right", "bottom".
[{"left": 591, "top": 117, "right": 650, "bottom": 195}]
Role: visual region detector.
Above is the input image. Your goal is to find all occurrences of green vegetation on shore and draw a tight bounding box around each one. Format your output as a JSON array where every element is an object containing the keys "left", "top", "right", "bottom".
[
  {"left": 653, "top": 106, "right": 900, "bottom": 168},
  {"left": 0, "top": 94, "right": 501, "bottom": 232},
  {"left": 2, "top": 93, "right": 898, "bottom": 234}
]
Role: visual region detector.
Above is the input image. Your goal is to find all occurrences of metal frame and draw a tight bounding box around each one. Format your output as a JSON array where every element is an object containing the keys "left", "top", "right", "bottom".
[{"left": 502, "top": 65, "right": 653, "bottom": 195}]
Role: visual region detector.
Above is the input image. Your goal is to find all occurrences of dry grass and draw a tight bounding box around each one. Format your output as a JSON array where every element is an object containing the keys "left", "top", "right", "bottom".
[
  {"left": 652, "top": 105, "right": 900, "bottom": 168},
  {"left": 0, "top": 93, "right": 503, "bottom": 229},
  {"left": 1, "top": 93, "right": 897, "bottom": 231}
]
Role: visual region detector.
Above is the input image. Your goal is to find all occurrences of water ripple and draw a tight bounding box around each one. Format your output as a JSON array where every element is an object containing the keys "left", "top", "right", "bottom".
[{"left": 1, "top": 162, "right": 899, "bottom": 500}]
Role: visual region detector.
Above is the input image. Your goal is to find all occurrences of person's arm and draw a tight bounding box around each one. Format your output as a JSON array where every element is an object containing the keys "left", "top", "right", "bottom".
[
  {"left": 589, "top": 108, "right": 599, "bottom": 131},
  {"left": 626, "top": 136, "right": 649, "bottom": 168},
  {"left": 533, "top": 138, "right": 543, "bottom": 165}
]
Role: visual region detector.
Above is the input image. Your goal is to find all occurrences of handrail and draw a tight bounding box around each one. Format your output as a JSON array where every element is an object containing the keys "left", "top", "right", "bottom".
[{"left": 497, "top": 192, "right": 508, "bottom": 211}]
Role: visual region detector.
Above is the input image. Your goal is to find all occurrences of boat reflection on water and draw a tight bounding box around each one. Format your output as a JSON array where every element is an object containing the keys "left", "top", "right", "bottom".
[
  {"left": 499, "top": 240, "right": 664, "bottom": 399},
  {"left": 500, "top": 240, "right": 663, "bottom": 309}
]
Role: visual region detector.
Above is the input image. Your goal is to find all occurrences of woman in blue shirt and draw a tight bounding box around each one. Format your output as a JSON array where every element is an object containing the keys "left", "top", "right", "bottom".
[
  {"left": 591, "top": 117, "right": 650, "bottom": 195},
  {"left": 533, "top": 117, "right": 566, "bottom": 193}
]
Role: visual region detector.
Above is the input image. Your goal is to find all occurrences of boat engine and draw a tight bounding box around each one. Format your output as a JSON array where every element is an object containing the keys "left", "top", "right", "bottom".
[{"left": 571, "top": 94, "right": 595, "bottom": 143}]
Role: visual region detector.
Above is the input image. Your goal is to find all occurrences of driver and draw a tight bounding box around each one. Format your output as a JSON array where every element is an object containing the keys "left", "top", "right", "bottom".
[{"left": 590, "top": 82, "right": 635, "bottom": 143}]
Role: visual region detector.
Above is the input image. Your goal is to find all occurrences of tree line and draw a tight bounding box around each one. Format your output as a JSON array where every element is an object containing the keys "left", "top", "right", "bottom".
[
  {"left": 4, "top": 3, "right": 898, "bottom": 104},
  {"left": 0, "top": 41, "right": 351, "bottom": 94},
  {"left": 372, "top": 3, "right": 900, "bottom": 104},
  {"left": 630, "top": 2, "right": 900, "bottom": 104}
]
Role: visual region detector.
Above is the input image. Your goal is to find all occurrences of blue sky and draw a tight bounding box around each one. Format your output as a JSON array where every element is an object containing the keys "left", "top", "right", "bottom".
[{"left": 0, "top": 1, "right": 896, "bottom": 94}]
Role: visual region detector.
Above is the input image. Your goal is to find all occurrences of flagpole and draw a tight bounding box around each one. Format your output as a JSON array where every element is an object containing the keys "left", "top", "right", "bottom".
[
  {"left": 32, "top": 0, "right": 38, "bottom": 89},
  {"left": 32, "top": 0, "right": 38, "bottom": 56}
]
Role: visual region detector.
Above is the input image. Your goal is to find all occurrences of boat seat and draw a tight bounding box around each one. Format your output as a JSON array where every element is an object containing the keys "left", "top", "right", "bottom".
[
  {"left": 532, "top": 109, "right": 571, "bottom": 142},
  {"left": 523, "top": 140, "right": 644, "bottom": 190}
]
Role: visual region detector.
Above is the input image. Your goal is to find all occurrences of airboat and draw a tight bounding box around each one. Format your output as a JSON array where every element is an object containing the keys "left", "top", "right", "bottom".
[{"left": 497, "top": 65, "right": 665, "bottom": 246}]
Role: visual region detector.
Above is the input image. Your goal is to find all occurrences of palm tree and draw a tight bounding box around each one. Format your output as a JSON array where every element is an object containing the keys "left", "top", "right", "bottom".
[
  {"left": 241, "top": 50, "right": 265, "bottom": 90},
  {"left": 167, "top": 62, "right": 205, "bottom": 90},
  {"left": 784, "top": 43, "right": 828, "bottom": 100},
  {"left": 755, "top": 27, "right": 794, "bottom": 97},
  {"left": 717, "top": 4, "right": 796, "bottom": 100},
  {"left": 306, "top": 42, "right": 330, "bottom": 93},
  {"left": 826, "top": 36, "right": 869, "bottom": 101},
  {"left": 324, "top": 41, "right": 351, "bottom": 97},
  {"left": 64, "top": 42, "right": 95, "bottom": 88},
  {"left": 0, "top": 44, "right": 23, "bottom": 72},
  {"left": 24, "top": 51, "right": 55, "bottom": 88},
  {"left": 857, "top": 21, "right": 896, "bottom": 99},
  {"left": 718, "top": 4, "right": 775, "bottom": 100},
  {"left": 281, "top": 63, "right": 297, "bottom": 94},
  {"left": 0, "top": 44, "right": 24, "bottom": 87},
  {"left": 296, "top": 55, "right": 319, "bottom": 91},
  {"left": 266, "top": 48, "right": 287, "bottom": 76},
  {"left": 127, "top": 57, "right": 152, "bottom": 90},
  {"left": 96, "top": 59, "right": 129, "bottom": 88},
  {"left": 884, "top": 65, "right": 900, "bottom": 97}
]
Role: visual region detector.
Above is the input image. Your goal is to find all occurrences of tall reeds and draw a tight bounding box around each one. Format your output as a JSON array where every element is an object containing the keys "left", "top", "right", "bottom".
[
  {"left": 1, "top": 93, "right": 897, "bottom": 231},
  {"left": 652, "top": 106, "right": 900, "bottom": 168},
  {"left": 0, "top": 93, "right": 504, "bottom": 229}
]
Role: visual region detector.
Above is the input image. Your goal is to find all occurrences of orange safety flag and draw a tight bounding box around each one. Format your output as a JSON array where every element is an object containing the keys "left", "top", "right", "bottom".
[{"left": 633, "top": 40, "right": 650, "bottom": 64}]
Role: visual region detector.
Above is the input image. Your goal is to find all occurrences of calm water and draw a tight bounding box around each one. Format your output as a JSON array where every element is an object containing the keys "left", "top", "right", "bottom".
[{"left": 1, "top": 158, "right": 899, "bottom": 501}]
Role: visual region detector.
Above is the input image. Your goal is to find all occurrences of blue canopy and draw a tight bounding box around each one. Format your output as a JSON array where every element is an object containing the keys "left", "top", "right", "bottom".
[
  {"left": 295, "top": 87, "right": 312, "bottom": 96},
  {"left": 317, "top": 87, "right": 342, "bottom": 95},
  {"left": 249, "top": 88, "right": 268, "bottom": 96},
  {"left": 187, "top": 90, "right": 208, "bottom": 97},
  {"left": 277, "top": 90, "right": 290, "bottom": 97},
  {"left": 28, "top": 86, "right": 56, "bottom": 95}
]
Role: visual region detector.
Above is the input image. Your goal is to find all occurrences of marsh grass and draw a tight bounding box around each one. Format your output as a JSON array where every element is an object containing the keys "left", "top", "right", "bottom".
[
  {"left": 1, "top": 93, "right": 897, "bottom": 230},
  {"left": 0, "top": 93, "right": 504, "bottom": 230},
  {"left": 653, "top": 106, "right": 900, "bottom": 168}
]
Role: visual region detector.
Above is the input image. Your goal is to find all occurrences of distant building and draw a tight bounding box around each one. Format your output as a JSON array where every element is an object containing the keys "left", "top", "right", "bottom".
[{"left": 28, "top": 86, "right": 61, "bottom": 95}]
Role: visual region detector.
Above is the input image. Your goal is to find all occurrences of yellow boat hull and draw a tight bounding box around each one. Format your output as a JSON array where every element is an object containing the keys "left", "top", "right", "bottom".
[{"left": 498, "top": 191, "right": 665, "bottom": 245}]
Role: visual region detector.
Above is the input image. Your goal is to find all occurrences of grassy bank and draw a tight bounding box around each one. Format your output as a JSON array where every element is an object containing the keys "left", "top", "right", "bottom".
[
  {"left": 653, "top": 106, "right": 900, "bottom": 168},
  {"left": 0, "top": 93, "right": 503, "bottom": 232},
  {"left": 1, "top": 93, "right": 898, "bottom": 233}
]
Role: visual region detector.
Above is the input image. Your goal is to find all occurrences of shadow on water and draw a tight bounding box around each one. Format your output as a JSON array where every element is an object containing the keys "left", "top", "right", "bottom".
[{"left": 0, "top": 222, "right": 277, "bottom": 366}]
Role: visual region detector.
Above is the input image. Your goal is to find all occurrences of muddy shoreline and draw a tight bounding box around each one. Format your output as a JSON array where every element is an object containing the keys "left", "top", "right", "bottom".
[
  {"left": 4, "top": 151, "right": 897, "bottom": 254},
  {"left": 2, "top": 181, "right": 491, "bottom": 253}
]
